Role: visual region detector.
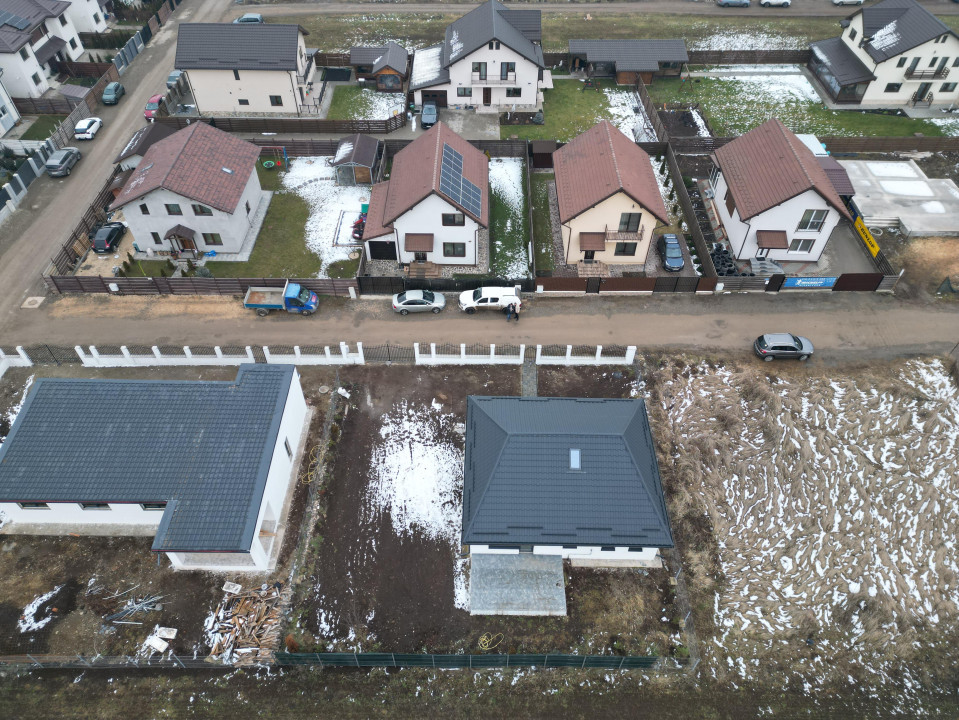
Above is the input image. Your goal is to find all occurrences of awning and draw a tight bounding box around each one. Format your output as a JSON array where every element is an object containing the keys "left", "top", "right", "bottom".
[
  {"left": 165, "top": 224, "right": 196, "bottom": 241},
  {"left": 756, "top": 230, "right": 789, "bottom": 250},
  {"left": 404, "top": 233, "right": 434, "bottom": 252},
  {"left": 579, "top": 232, "right": 607, "bottom": 251},
  {"left": 34, "top": 36, "right": 67, "bottom": 66}
]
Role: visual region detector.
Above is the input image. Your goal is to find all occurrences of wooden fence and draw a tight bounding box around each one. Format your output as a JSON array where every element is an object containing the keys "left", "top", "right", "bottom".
[
  {"left": 43, "top": 275, "right": 358, "bottom": 297},
  {"left": 12, "top": 96, "right": 76, "bottom": 114},
  {"left": 48, "top": 166, "right": 125, "bottom": 275},
  {"left": 313, "top": 52, "right": 351, "bottom": 66},
  {"left": 818, "top": 135, "right": 959, "bottom": 153},
  {"left": 78, "top": 29, "right": 138, "bottom": 49},
  {"left": 634, "top": 77, "right": 669, "bottom": 143},
  {"left": 50, "top": 60, "right": 115, "bottom": 78},
  {"left": 686, "top": 49, "right": 811, "bottom": 65},
  {"left": 154, "top": 114, "right": 407, "bottom": 134}
]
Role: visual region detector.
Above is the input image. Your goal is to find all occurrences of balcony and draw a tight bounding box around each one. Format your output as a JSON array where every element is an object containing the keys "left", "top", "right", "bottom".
[
  {"left": 911, "top": 90, "right": 934, "bottom": 108},
  {"left": 905, "top": 66, "right": 949, "bottom": 80},
  {"left": 605, "top": 227, "right": 645, "bottom": 244},
  {"left": 471, "top": 72, "right": 516, "bottom": 85}
]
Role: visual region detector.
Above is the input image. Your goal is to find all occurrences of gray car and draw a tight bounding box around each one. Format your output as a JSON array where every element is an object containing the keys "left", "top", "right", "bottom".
[
  {"left": 44, "top": 147, "right": 82, "bottom": 177},
  {"left": 392, "top": 289, "right": 446, "bottom": 315},
  {"left": 717, "top": 0, "right": 751, "bottom": 6},
  {"left": 657, "top": 233, "right": 685, "bottom": 272},
  {"left": 753, "top": 333, "right": 814, "bottom": 361},
  {"left": 421, "top": 101, "right": 438, "bottom": 129}
]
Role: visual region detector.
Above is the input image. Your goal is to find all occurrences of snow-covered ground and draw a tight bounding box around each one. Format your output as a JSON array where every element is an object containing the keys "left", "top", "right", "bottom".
[
  {"left": 691, "top": 30, "right": 807, "bottom": 51},
  {"left": 1, "top": 374, "right": 33, "bottom": 443},
  {"left": 648, "top": 155, "right": 679, "bottom": 226},
  {"left": 281, "top": 158, "right": 369, "bottom": 278},
  {"left": 488, "top": 157, "right": 530, "bottom": 279},
  {"left": 603, "top": 86, "right": 655, "bottom": 141},
  {"left": 338, "top": 86, "right": 405, "bottom": 120}
]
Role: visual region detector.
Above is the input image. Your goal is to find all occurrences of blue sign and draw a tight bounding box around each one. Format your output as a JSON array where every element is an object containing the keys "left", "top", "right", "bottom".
[{"left": 783, "top": 276, "right": 837, "bottom": 289}]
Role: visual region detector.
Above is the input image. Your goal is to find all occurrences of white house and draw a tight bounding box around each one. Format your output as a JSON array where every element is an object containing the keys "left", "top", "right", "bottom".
[
  {"left": 0, "top": 0, "right": 85, "bottom": 98},
  {"left": 410, "top": 0, "right": 548, "bottom": 112},
  {"left": 708, "top": 118, "right": 852, "bottom": 263},
  {"left": 362, "top": 121, "right": 488, "bottom": 272},
  {"left": 0, "top": 365, "right": 309, "bottom": 573},
  {"left": 809, "top": 0, "right": 959, "bottom": 109},
  {"left": 110, "top": 122, "right": 268, "bottom": 260},
  {"left": 175, "top": 23, "right": 318, "bottom": 115},
  {"left": 62, "top": 0, "right": 107, "bottom": 33},
  {"left": 0, "top": 73, "right": 21, "bottom": 135}
]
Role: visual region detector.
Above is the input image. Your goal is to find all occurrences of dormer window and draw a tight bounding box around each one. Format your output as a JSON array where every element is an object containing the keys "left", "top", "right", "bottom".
[{"left": 849, "top": 28, "right": 857, "bottom": 41}]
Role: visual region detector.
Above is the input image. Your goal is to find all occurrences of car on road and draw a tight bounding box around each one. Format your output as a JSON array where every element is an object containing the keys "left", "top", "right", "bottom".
[
  {"left": 832, "top": 0, "right": 863, "bottom": 5},
  {"left": 753, "top": 333, "right": 814, "bottom": 362},
  {"left": 166, "top": 70, "right": 183, "bottom": 90},
  {"left": 233, "top": 13, "right": 264, "bottom": 23},
  {"left": 657, "top": 233, "right": 685, "bottom": 273},
  {"left": 44, "top": 147, "right": 81, "bottom": 177},
  {"left": 73, "top": 117, "right": 103, "bottom": 141},
  {"left": 717, "top": 0, "right": 750, "bottom": 6},
  {"left": 458, "top": 286, "right": 521, "bottom": 314},
  {"left": 144, "top": 94, "right": 164, "bottom": 119},
  {"left": 759, "top": 0, "right": 790, "bottom": 6},
  {"left": 392, "top": 289, "right": 446, "bottom": 315},
  {"left": 421, "top": 100, "right": 438, "bottom": 129},
  {"left": 101, "top": 81, "right": 125, "bottom": 105},
  {"left": 90, "top": 222, "right": 126, "bottom": 254}
]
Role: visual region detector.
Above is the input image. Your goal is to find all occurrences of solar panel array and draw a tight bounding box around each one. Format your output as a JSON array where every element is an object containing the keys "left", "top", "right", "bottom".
[
  {"left": 439, "top": 143, "right": 483, "bottom": 218},
  {"left": 0, "top": 11, "right": 30, "bottom": 31}
]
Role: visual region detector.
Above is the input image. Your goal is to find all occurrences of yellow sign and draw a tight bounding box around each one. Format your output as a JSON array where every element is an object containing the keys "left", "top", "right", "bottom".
[{"left": 854, "top": 217, "right": 880, "bottom": 257}]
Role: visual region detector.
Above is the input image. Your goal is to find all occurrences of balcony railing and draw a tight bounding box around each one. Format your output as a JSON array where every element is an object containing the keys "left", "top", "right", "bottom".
[
  {"left": 471, "top": 72, "right": 516, "bottom": 85},
  {"left": 905, "top": 66, "right": 949, "bottom": 80},
  {"left": 297, "top": 54, "right": 315, "bottom": 85},
  {"left": 911, "top": 91, "right": 934, "bottom": 108},
  {"left": 605, "top": 227, "right": 645, "bottom": 243}
]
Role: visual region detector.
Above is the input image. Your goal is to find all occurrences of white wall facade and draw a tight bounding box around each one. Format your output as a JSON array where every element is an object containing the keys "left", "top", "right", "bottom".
[
  {"left": 0, "top": 46, "right": 51, "bottom": 98},
  {"left": 561, "top": 192, "right": 658, "bottom": 265},
  {"left": 64, "top": 0, "right": 108, "bottom": 34},
  {"left": 470, "top": 544, "right": 661, "bottom": 565},
  {"left": 0, "top": 501, "right": 165, "bottom": 531},
  {"left": 40, "top": 13, "right": 84, "bottom": 64},
  {"left": 392, "top": 192, "right": 481, "bottom": 265},
  {"left": 121, "top": 170, "right": 261, "bottom": 255},
  {"left": 0, "top": 78, "right": 20, "bottom": 135},
  {"left": 713, "top": 172, "right": 841, "bottom": 263}
]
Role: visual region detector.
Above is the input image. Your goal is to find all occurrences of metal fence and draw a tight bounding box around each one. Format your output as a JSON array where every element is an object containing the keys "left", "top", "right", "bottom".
[
  {"left": 44, "top": 276, "right": 359, "bottom": 297},
  {"left": 357, "top": 276, "right": 534, "bottom": 295},
  {"left": 0, "top": 654, "right": 226, "bottom": 670},
  {"left": 154, "top": 114, "right": 407, "bottom": 134},
  {"left": 686, "top": 49, "right": 811, "bottom": 65},
  {"left": 274, "top": 652, "right": 680, "bottom": 670}
]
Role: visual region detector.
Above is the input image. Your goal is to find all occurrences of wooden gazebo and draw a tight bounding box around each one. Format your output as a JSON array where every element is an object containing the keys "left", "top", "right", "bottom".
[{"left": 331, "top": 134, "right": 382, "bottom": 186}]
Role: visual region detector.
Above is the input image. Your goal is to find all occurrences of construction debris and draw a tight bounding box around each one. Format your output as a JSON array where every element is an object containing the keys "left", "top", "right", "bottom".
[
  {"left": 104, "top": 593, "right": 164, "bottom": 623},
  {"left": 222, "top": 581, "right": 242, "bottom": 594},
  {"left": 205, "top": 582, "right": 289, "bottom": 665}
]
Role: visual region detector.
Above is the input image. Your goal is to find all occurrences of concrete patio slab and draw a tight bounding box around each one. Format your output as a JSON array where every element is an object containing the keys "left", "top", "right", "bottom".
[{"left": 469, "top": 553, "right": 567, "bottom": 616}]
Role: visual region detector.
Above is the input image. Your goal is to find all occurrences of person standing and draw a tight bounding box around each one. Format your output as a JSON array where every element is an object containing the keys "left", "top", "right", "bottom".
[
  {"left": 505, "top": 303, "right": 515, "bottom": 322},
  {"left": 514, "top": 302, "right": 521, "bottom": 323}
]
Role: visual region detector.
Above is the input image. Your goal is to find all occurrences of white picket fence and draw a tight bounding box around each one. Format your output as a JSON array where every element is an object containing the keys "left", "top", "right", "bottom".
[
  {"left": 263, "top": 343, "right": 364, "bottom": 365},
  {"left": 535, "top": 345, "right": 636, "bottom": 366},
  {"left": 0, "top": 346, "right": 32, "bottom": 380},
  {"left": 414, "top": 343, "right": 525, "bottom": 365},
  {"left": 76, "top": 345, "right": 257, "bottom": 368}
]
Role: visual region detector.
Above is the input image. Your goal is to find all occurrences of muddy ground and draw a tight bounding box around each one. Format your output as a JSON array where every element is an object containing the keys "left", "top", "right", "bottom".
[{"left": 658, "top": 109, "right": 714, "bottom": 139}]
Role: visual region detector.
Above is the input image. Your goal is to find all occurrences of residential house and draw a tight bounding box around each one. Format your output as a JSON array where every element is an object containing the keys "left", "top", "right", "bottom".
[
  {"left": 362, "top": 121, "right": 488, "bottom": 272},
  {"left": 0, "top": 0, "right": 85, "bottom": 98},
  {"left": 331, "top": 133, "right": 381, "bottom": 185},
  {"left": 0, "top": 73, "right": 21, "bottom": 135},
  {"left": 62, "top": 0, "right": 107, "bottom": 33},
  {"left": 553, "top": 120, "right": 668, "bottom": 271},
  {"left": 0, "top": 365, "right": 308, "bottom": 573},
  {"left": 463, "top": 396, "right": 674, "bottom": 615},
  {"left": 349, "top": 42, "right": 408, "bottom": 91},
  {"left": 175, "top": 23, "right": 317, "bottom": 115},
  {"left": 568, "top": 39, "right": 688, "bottom": 85},
  {"left": 708, "top": 118, "right": 852, "bottom": 263},
  {"left": 110, "top": 122, "right": 267, "bottom": 260},
  {"left": 112, "top": 122, "right": 177, "bottom": 171},
  {"left": 809, "top": 0, "right": 959, "bottom": 108},
  {"left": 410, "top": 0, "right": 549, "bottom": 111}
]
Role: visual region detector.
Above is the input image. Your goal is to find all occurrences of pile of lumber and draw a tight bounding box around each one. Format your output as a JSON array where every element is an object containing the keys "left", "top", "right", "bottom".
[{"left": 205, "top": 583, "right": 289, "bottom": 665}]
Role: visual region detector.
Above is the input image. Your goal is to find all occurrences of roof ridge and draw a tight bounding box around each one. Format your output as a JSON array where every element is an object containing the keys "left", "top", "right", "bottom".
[
  {"left": 775, "top": 118, "right": 816, "bottom": 191},
  {"left": 603, "top": 121, "right": 625, "bottom": 192},
  {"left": 431, "top": 123, "right": 444, "bottom": 192}
]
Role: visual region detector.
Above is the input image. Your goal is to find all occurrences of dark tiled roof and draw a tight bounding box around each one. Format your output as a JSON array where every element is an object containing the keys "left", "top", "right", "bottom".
[
  {"left": 443, "top": 0, "right": 543, "bottom": 69},
  {"left": 714, "top": 118, "right": 852, "bottom": 222},
  {"left": 111, "top": 122, "right": 260, "bottom": 214},
  {"left": 113, "top": 123, "right": 178, "bottom": 164},
  {"left": 809, "top": 37, "right": 876, "bottom": 85},
  {"left": 553, "top": 120, "right": 668, "bottom": 225},
  {"left": 350, "top": 42, "right": 408, "bottom": 74},
  {"left": 175, "top": 23, "right": 305, "bottom": 71},
  {"left": 32, "top": 34, "right": 64, "bottom": 65},
  {"left": 361, "top": 181, "right": 393, "bottom": 240},
  {"left": 332, "top": 133, "right": 380, "bottom": 168},
  {"left": 463, "top": 397, "right": 674, "bottom": 548},
  {"left": 854, "top": 0, "right": 954, "bottom": 63},
  {"left": 568, "top": 39, "right": 688, "bottom": 73},
  {"left": 410, "top": 44, "right": 450, "bottom": 91},
  {"left": 0, "top": 365, "right": 296, "bottom": 553},
  {"left": 817, "top": 155, "right": 856, "bottom": 196}
]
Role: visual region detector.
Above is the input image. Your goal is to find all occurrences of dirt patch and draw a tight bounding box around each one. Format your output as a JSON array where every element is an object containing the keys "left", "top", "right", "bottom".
[
  {"left": 674, "top": 153, "right": 715, "bottom": 180},
  {"left": 658, "top": 109, "right": 712, "bottom": 138},
  {"left": 537, "top": 365, "right": 640, "bottom": 399},
  {"left": 881, "top": 234, "right": 959, "bottom": 300}
]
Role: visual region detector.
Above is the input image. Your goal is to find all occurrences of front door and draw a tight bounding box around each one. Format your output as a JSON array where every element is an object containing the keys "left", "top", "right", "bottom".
[
  {"left": 917, "top": 82, "right": 932, "bottom": 101},
  {"left": 180, "top": 237, "right": 196, "bottom": 252},
  {"left": 414, "top": 252, "right": 427, "bottom": 263},
  {"left": 583, "top": 250, "right": 595, "bottom": 262},
  {"left": 483, "top": 87, "right": 492, "bottom": 106}
]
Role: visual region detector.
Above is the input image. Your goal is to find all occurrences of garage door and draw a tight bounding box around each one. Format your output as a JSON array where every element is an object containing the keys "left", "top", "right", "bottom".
[
  {"left": 368, "top": 241, "right": 397, "bottom": 260},
  {"left": 421, "top": 90, "right": 447, "bottom": 108}
]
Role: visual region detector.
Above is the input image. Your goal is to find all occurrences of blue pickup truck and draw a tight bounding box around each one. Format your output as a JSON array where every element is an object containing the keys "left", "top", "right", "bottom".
[{"left": 243, "top": 281, "right": 318, "bottom": 317}]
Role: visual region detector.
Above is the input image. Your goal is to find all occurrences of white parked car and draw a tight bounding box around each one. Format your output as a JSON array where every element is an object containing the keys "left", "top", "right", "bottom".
[
  {"left": 832, "top": 0, "right": 863, "bottom": 5},
  {"left": 73, "top": 117, "right": 103, "bottom": 140},
  {"left": 458, "top": 286, "right": 522, "bottom": 314},
  {"left": 759, "top": 0, "right": 791, "bottom": 6}
]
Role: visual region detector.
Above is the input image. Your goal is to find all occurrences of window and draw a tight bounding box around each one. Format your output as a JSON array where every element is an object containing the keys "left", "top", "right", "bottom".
[
  {"left": 443, "top": 242, "right": 466, "bottom": 257},
  {"left": 0, "top": 105, "right": 6, "bottom": 118},
  {"left": 238, "top": 99, "right": 249, "bottom": 106},
  {"left": 789, "top": 237, "right": 815, "bottom": 253},
  {"left": 284, "top": 438, "right": 293, "bottom": 460},
  {"left": 457, "top": 87, "right": 472, "bottom": 97},
  {"left": 31, "top": 73, "right": 41, "bottom": 86},
  {"left": 562, "top": 545, "right": 578, "bottom": 549},
  {"left": 488, "top": 41, "right": 494, "bottom": 50},
  {"left": 233, "top": 69, "right": 240, "bottom": 81},
  {"left": 884, "top": 83, "right": 902, "bottom": 93},
  {"left": 191, "top": 203, "right": 213, "bottom": 216},
  {"left": 954, "top": 58, "right": 959, "bottom": 68},
  {"left": 614, "top": 242, "right": 638, "bottom": 256},
  {"left": 618, "top": 213, "right": 641, "bottom": 233},
  {"left": 18, "top": 502, "right": 48, "bottom": 509},
  {"left": 93, "top": 12, "right": 100, "bottom": 23},
  {"left": 139, "top": 203, "right": 149, "bottom": 215},
  {"left": 269, "top": 95, "right": 283, "bottom": 106},
  {"left": 202, "top": 233, "right": 223, "bottom": 246},
  {"left": 601, "top": 546, "right": 615, "bottom": 552},
  {"left": 506, "top": 88, "right": 521, "bottom": 97},
  {"left": 245, "top": 200, "right": 251, "bottom": 215},
  {"left": 501, "top": 61, "right": 515, "bottom": 80},
  {"left": 495, "top": 41, "right": 500, "bottom": 49},
  {"left": 724, "top": 189, "right": 736, "bottom": 217},
  {"left": 897, "top": 57, "right": 907, "bottom": 68},
  {"left": 80, "top": 502, "right": 110, "bottom": 510},
  {"left": 442, "top": 213, "right": 465, "bottom": 226},
  {"left": 165, "top": 203, "right": 182, "bottom": 215},
  {"left": 472, "top": 61, "right": 487, "bottom": 80},
  {"left": 628, "top": 548, "right": 646, "bottom": 553},
  {"left": 69, "top": 38, "right": 77, "bottom": 50},
  {"left": 141, "top": 503, "right": 166, "bottom": 511},
  {"left": 942, "top": 82, "right": 958, "bottom": 92},
  {"left": 849, "top": 28, "right": 857, "bottom": 41},
  {"left": 151, "top": 232, "right": 162, "bottom": 245},
  {"left": 930, "top": 57, "right": 938, "bottom": 68},
  {"left": 60, "top": 16, "right": 67, "bottom": 26},
  {"left": 797, "top": 208, "right": 828, "bottom": 232},
  {"left": 19, "top": 47, "right": 28, "bottom": 61}
]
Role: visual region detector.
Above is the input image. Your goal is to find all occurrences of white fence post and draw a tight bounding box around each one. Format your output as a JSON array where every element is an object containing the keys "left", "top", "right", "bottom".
[
  {"left": 294, "top": 346, "right": 302, "bottom": 361},
  {"left": 625, "top": 346, "right": 636, "bottom": 364},
  {"left": 414, "top": 343, "right": 422, "bottom": 364},
  {"left": 89, "top": 346, "right": 101, "bottom": 365},
  {"left": 15, "top": 346, "right": 31, "bottom": 365},
  {"left": 121, "top": 346, "right": 132, "bottom": 361},
  {"left": 356, "top": 342, "right": 364, "bottom": 364},
  {"left": 430, "top": 343, "right": 437, "bottom": 363},
  {"left": 183, "top": 346, "right": 193, "bottom": 360},
  {"left": 339, "top": 342, "right": 349, "bottom": 363},
  {"left": 536, "top": 345, "right": 542, "bottom": 364},
  {"left": 152, "top": 346, "right": 162, "bottom": 360},
  {"left": 214, "top": 347, "right": 224, "bottom": 360},
  {"left": 460, "top": 343, "right": 466, "bottom": 361},
  {"left": 490, "top": 344, "right": 496, "bottom": 361},
  {"left": 595, "top": 346, "right": 602, "bottom": 361},
  {"left": 75, "top": 346, "right": 88, "bottom": 364},
  {"left": 519, "top": 344, "right": 525, "bottom": 362},
  {"left": 245, "top": 346, "right": 254, "bottom": 362},
  {"left": 263, "top": 346, "right": 273, "bottom": 363},
  {"left": 323, "top": 346, "right": 332, "bottom": 362},
  {"left": 565, "top": 345, "right": 573, "bottom": 364}
]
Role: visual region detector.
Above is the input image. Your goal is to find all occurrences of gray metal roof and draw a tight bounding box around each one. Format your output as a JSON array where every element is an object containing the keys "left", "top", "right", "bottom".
[
  {"left": 175, "top": 23, "right": 304, "bottom": 71},
  {"left": 463, "top": 397, "right": 673, "bottom": 549},
  {"left": 0, "top": 365, "right": 296, "bottom": 554},
  {"left": 810, "top": 36, "right": 876, "bottom": 85},
  {"left": 854, "top": 0, "right": 954, "bottom": 64},
  {"left": 350, "top": 41, "right": 408, "bottom": 74},
  {"left": 442, "top": 0, "right": 543, "bottom": 70},
  {"left": 568, "top": 39, "right": 689, "bottom": 73},
  {"left": 332, "top": 133, "right": 380, "bottom": 168},
  {"left": 113, "top": 123, "right": 178, "bottom": 164}
]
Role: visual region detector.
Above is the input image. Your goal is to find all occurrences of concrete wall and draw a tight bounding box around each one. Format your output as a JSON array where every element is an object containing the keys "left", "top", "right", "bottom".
[
  {"left": 561, "top": 191, "right": 658, "bottom": 265},
  {"left": 393, "top": 193, "right": 481, "bottom": 265},
  {"left": 64, "top": 0, "right": 108, "bottom": 34},
  {"left": 414, "top": 42, "right": 542, "bottom": 108}
]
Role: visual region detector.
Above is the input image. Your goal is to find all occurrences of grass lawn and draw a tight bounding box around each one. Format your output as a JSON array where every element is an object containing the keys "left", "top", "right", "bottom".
[
  {"left": 502, "top": 79, "right": 617, "bottom": 141},
  {"left": 19, "top": 115, "right": 66, "bottom": 141},
  {"left": 326, "top": 257, "right": 360, "bottom": 278},
  {"left": 121, "top": 259, "right": 174, "bottom": 278},
  {"left": 256, "top": 162, "right": 284, "bottom": 192},
  {"left": 647, "top": 75, "right": 951, "bottom": 137},
  {"left": 530, "top": 172, "right": 554, "bottom": 275},
  {"left": 325, "top": 85, "right": 405, "bottom": 120}
]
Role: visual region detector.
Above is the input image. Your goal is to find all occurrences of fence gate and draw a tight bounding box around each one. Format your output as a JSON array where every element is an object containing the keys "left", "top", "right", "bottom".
[
  {"left": 653, "top": 276, "right": 678, "bottom": 292},
  {"left": 832, "top": 273, "right": 884, "bottom": 292},
  {"left": 674, "top": 277, "right": 700, "bottom": 293},
  {"left": 766, "top": 274, "right": 785, "bottom": 292},
  {"left": 585, "top": 277, "right": 602, "bottom": 294},
  {"left": 22, "top": 344, "right": 81, "bottom": 366},
  {"left": 362, "top": 344, "right": 414, "bottom": 363},
  {"left": 357, "top": 276, "right": 405, "bottom": 295}
]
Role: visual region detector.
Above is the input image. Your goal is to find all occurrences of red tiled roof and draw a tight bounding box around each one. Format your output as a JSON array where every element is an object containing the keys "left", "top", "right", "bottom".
[
  {"left": 756, "top": 230, "right": 788, "bottom": 249},
  {"left": 553, "top": 121, "right": 668, "bottom": 225},
  {"left": 111, "top": 122, "right": 260, "bottom": 214},
  {"left": 382, "top": 122, "right": 488, "bottom": 226},
  {"left": 714, "top": 118, "right": 851, "bottom": 222},
  {"left": 362, "top": 181, "right": 394, "bottom": 240},
  {"left": 579, "top": 232, "right": 606, "bottom": 251},
  {"left": 404, "top": 233, "right": 434, "bottom": 252}
]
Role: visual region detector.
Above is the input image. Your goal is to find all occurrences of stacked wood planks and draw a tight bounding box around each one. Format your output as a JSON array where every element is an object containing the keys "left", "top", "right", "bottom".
[{"left": 205, "top": 583, "right": 289, "bottom": 665}]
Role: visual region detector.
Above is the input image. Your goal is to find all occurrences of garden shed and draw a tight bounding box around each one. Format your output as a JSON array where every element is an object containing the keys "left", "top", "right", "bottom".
[
  {"left": 530, "top": 140, "right": 557, "bottom": 169},
  {"left": 331, "top": 134, "right": 382, "bottom": 186},
  {"left": 349, "top": 42, "right": 409, "bottom": 91}
]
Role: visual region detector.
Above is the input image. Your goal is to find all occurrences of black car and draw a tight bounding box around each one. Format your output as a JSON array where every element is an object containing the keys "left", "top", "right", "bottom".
[
  {"left": 90, "top": 222, "right": 126, "bottom": 254},
  {"left": 657, "top": 233, "right": 685, "bottom": 272}
]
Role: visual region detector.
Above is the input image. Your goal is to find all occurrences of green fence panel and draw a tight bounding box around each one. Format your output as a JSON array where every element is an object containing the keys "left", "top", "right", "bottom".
[
  {"left": 355, "top": 653, "right": 395, "bottom": 667},
  {"left": 392, "top": 654, "right": 436, "bottom": 668},
  {"left": 431, "top": 655, "right": 470, "bottom": 668},
  {"left": 544, "top": 655, "right": 589, "bottom": 668},
  {"left": 274, "top": 652, "right": 667, "bottom": 670},
  {"left": 508, "top": 654, "right": 549, "bottom": 666},
  {"left": 467, "top": 654, "right": 509, "bottom": 668},
  {"left": 583, "top": 656, "right": 627, "bottom": 669},
  {"left": 620, "top": 657, "right": 660, "bottom": 669}
]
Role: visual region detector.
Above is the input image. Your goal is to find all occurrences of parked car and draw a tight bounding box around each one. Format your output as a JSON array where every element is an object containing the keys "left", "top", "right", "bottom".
[
  {"left": 753, "top": 333, "right": 814, "bottom": 362},
  {"left": 90, "top": 222, "right": 126, "bottom": 254},
  {"left": 166, "top": 70, "right": 183, "bottom": 90},
  {"left": 657, "top": 233, "right": 685, "bottom": 273},
  {"left": 832, "top": 0, "right": 863, "bottom": 4},
  {"left": 421, "top": 101, "right": 438, "bottom": 129},
  {"left": 717, "top": 0, "right": 750, "bottom": 6},
  {"left": 73, "top": 117, "right": 103, "bottom": 141},
  {"left": 44, "top": 147, "right": 81, "bottom": 177},
  {"left": 458, "top": 286, "right": 521, "bottom": 314},
  {"left": 233, "top": 13, "right": 264, "bottom": 23},
  {"left": 392, "top": 289, "right": 446, "bottom": 315},
  {"left": 101, "top": 81, "right": 125, "bottom": 105},
  {"left": 144, "top": 94, "right": 164, "bottom": 119},
  {"left": 759, "top": 0, "right": 790, "bottom": 5}
]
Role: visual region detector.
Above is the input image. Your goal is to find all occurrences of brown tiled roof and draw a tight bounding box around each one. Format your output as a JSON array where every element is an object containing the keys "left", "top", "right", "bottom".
[
  {"left": 714, "top": 118, "right": 852, "bottom": 222},
  {"left": 579, "top": 232, "right": 606, "bottom": 251},
  {"left": 362, "top": 181, "right": 394, "bottom": 240},
  {"left": 404, "top": 233, "right": 434, "bottom": 252},
  {"left": 553, "top": 121, "right": 668, "bottom": 225},
  {"left": 382, "top": 122, "right": 488, "bottom": 226},
  {"left": 817, "top": 156, "right": 855, "bottom": 196},
  {"left": 756, "top": 230, "right": 788, "bottom": 250},
  {"left": 111, "top": 123, "right": 260, "bottom": 214}
]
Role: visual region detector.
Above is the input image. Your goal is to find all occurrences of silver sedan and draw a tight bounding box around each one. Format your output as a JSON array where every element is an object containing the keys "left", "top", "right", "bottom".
[{"left": 392, "top": 289, "right": 446, "bottom": 315}]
